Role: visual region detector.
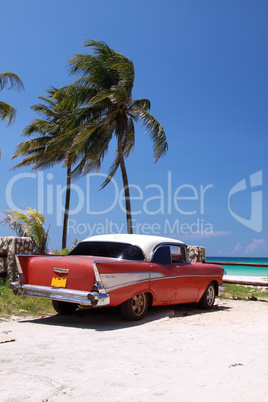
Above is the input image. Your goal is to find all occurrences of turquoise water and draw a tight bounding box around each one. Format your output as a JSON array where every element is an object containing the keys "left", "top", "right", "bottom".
[{"left": 206, "top": 257, "right": 268, "bottom": 277}]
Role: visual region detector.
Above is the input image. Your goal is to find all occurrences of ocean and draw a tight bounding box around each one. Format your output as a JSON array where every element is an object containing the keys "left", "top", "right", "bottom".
[{"left": 206, "top": 257, "right": 268, "bottom": 277}]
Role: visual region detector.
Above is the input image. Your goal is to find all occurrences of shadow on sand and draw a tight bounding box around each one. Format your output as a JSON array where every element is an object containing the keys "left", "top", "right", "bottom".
[{"left": 20, "top": 301, "right": 231, "bottom": 332}]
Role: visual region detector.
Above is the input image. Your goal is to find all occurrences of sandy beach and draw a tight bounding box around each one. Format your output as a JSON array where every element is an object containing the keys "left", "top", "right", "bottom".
[
  {"left": 0, "top": 298, "right": 267, "bottom": 402},
  {"left": 223, "top": 275, "right": 268, "bottom": 286}
]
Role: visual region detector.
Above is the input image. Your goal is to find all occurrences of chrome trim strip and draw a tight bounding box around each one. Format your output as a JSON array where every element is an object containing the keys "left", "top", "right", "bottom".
[
  {"left": 93, "top": 270, "right": 224, "bottom": 292},
  {"left": 53, "top": 267, "right": 69, "bottom": 274},
  {"left": 10, "top": 282, "right": 110, "bottom": 307},
  {"left": 100, "top": 272, "right": 151, "bottom": 292},
  {"left": 93, "top": 259, "right": 147, "bottom": 265},
  {"left": 15, "top": 255, "right": 24, "bottom": 275},
  {"left": 151, "top": 273, "right": 223, "bottom": 280},
  {"left": 92, "top": 262, "right": 107, "bottom": 294},
  {"left": 16, "top": 254, "right": 55, "bottom": 258}
]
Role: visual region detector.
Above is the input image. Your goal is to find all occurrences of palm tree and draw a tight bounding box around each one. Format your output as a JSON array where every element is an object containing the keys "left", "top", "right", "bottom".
[
  {"left": 12, "top": 87, "right": 81, "bottom": 249},
  {"left": 0, "top": 72, "right": 24, "bottom": 158},
  {"left": 0, "top": 72, "right": 24, "bottom": 125},
  {"left": 66, "top": 39, "right": 168, "bottom": 233},
  {"left": 1, "top": 207, "right": 50, "bottom": 254}
]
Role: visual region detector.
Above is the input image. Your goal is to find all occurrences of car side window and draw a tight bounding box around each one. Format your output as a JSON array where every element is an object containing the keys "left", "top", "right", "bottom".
[
  {"left": 121, "top": 246, "right": 145, "bottom": 261},
  {"left": 152, "top": 246, "right": 171, "bottom": 265},
  {"left": 170, "top": 246, "right": 187, "bottom": 263}
]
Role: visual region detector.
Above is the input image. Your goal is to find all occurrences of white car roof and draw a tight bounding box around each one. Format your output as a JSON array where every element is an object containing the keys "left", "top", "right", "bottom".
[{"left": 82, "top": 234, "right": 185, "bottom": 260}]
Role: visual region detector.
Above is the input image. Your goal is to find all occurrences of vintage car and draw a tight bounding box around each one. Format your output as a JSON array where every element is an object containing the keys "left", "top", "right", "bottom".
[{"left": 11, "top": 234, "right": 225, "bottom": 320}]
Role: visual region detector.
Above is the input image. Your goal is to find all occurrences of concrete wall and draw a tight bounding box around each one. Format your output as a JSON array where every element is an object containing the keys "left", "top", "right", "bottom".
[
  {"left": 0, "top": 237, "right": 33, "bottom": 281},
  {"left": 187, "top": 245, "right": 206, "bottom": 263}
]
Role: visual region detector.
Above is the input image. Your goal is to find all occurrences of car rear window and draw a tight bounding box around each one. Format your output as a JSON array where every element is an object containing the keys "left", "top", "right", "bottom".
[{"left": 69, "top": 241, "right": 145, "bottom": 261}]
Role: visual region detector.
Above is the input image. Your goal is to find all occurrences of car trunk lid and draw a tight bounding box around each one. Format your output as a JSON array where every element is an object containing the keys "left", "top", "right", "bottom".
[{"left": 17, "top": 255, "right": 100, "bottom": 291}]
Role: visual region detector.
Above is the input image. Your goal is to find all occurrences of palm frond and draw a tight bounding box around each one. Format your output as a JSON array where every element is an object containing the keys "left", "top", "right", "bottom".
[
  {"left": 90, "top": 89, "right": 114, "bottom": 105},
  {"left": 0, "top": 101, "right": 16, "bottom": 125},
  {"left": 108, "top": 56, "right": 134, "bottom": 96},
  {"left": 137, "top": 110, "right": 168, "bottom": 163},
  {"left": 83, "top": 39, "right": 116, "bottom": 59},
  {"left": 1, "top": 208, "right": 50, "bottom": 254},
  {"left": 122, "top": 118, "right": 135, "bottom": 158},
  {"left": 36, "top": 95, "right": 56, "bottom": 108},
  {"left": 68, "top": 54, "right": 116, "bottom": 89},
  {"left": 22, "top": 119, "right": 59, "bottom": 137},
  {"left": 100, "top": 157, "right": 120, "bottom": 189},
  {"left": 71, "top": 125, "right": 113, "bottom": 178},
  {"left": 2, "top": 212, "right": 31, "bottom": 238},
  {"left": 0, "top": 72, "right": 24, "bottom": 91},
  {"left": 131, "top": 98, "right": 151, "bottom": 112},
  {"left": 108, "top": 87, "right": 129, "bottom": 106}
]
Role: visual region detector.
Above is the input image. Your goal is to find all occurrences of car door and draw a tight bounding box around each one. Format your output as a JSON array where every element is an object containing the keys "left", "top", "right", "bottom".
[
  {"left": 167, "top": 245, "right": 199, "bottom": 302},
  {"left": 149, "top": 245, "right": 177, "bottom": 303}
]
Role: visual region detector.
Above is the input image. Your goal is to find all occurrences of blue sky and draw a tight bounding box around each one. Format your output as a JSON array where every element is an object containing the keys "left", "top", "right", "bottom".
[{"left": 0, "top": 0, "right": 267, "bottom": 256}]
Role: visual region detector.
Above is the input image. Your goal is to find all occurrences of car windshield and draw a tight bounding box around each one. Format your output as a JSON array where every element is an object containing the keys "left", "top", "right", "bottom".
[{"left": 69, "top": 241, "right": 145, "bottom": 261}]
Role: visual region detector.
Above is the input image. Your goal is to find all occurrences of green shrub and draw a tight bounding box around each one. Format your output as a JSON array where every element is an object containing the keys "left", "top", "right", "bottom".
[{"left": 53, "top": 248, "right": 72, "bottom": 255}]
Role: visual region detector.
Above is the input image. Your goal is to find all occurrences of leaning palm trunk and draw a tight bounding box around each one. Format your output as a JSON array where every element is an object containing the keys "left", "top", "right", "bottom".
[
  {"left": 62, "top": 165, "right": 72, "bottom": 249},
  {"left": 119, "top": 157, "right": 133, "bottom": 234},
  {"left": 116, "top": 118, "right": 133, "bottom": 233}
]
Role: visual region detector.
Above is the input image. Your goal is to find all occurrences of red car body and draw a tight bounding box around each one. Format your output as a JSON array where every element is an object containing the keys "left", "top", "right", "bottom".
[{"left": 11, "top": 234, "right": 225, "bottom": 320}]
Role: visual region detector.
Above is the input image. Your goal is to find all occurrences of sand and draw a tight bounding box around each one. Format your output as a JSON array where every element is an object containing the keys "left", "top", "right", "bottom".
[
  {"left": 224, "top": 275, "right": 268, "bottom": 287},
  {"left": 0, "top": 298, "right": 267, "bottom": 402}
]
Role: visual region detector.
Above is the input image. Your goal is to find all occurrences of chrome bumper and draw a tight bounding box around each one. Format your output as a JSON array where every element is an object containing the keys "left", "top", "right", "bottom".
[
  {"left": 218, "top": 284, "right": 225, "bottom": 297},
  {"left": 10, "top": 282, "right": 110, "bottom": 307}
]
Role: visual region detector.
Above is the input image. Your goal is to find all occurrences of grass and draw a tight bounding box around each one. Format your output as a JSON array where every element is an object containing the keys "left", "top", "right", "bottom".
[
  {"left": 0, "top": 278, "right": 267, "bottom": 319},
  {"left": 0, "top": 278, "right": 54, "bottom": 318},
  {"left": 222, "top": 283, "right": 268, "bottom": 300},
  {"left": 0, "top": 248, "right": 72, "bottom": 317}
]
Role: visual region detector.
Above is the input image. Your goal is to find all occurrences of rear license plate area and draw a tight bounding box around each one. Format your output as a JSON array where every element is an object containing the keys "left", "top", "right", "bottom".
[{"left": 51, "top": 277, "right": 67, "bottom": 288}]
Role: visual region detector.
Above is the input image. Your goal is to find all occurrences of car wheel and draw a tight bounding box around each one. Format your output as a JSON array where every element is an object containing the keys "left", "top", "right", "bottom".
[
  {"left": 120, "top": 293, "right": 148, "bottom": 321},
  {"left": 52, "top": 300, "right": 78, "bottom": 315},
  {"left": 198, "top": 282, "right": 215, "bottom": 309}
]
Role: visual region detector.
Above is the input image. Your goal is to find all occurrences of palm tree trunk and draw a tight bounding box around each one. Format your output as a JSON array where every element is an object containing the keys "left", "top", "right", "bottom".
[
  {"left": 119, "top": 156, "right": 133, "bottom": 234},
  {"left": 117, "top": 127, "right": 133, "bottom": 234},
  {"left": 62, "top": 165, "right": 71, "bottom": 249}
]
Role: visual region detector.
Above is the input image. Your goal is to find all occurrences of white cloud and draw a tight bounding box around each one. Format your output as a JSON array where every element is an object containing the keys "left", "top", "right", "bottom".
[
  {"left": 244, "top": 238, "right": 266, "bottom": 255},
  {"left": 234, "top": 243, "right": 243, "bottom": 252}
]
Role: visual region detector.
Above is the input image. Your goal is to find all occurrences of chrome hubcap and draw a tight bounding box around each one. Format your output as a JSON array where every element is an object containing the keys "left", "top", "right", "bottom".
[
  {"left": 132, "top": 294, "right": 146, "bottom": 316},
  {"left": 207, "top": 285, "right": 215, "bottom": 306}
]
